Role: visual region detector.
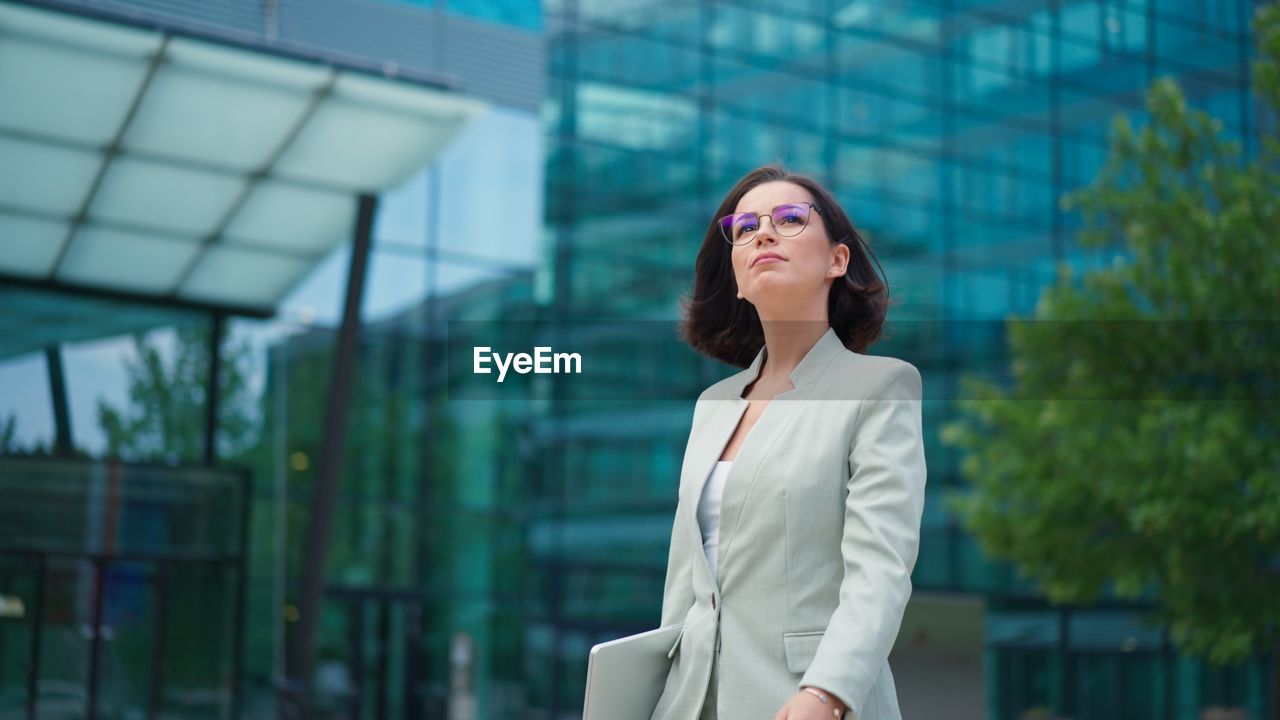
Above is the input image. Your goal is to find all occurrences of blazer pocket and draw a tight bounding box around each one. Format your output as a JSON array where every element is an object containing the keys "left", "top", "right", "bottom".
[
  {"left": 782, "top": 630, "right": 825, "bottom": 673},
  {"left": 667, "top": 624, "right": 686, "bottom": 659}
]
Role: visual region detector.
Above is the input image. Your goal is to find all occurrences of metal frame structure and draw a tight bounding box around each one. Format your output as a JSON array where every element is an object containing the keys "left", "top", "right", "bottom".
[
  {"left": 281, "top": 193, "right": 378, "bottom": 718},
  {"left": 0, "top": 457, "right": 252, "bottom": 720}
]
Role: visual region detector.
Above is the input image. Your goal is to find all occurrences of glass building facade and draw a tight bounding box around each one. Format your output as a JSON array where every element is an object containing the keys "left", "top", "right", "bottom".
[
  {"left": 539, "top": 0, "right": 1274, "bottom": 718},
  {"left": 1, "top": 0, "right": 1276, "bottom": 719}
]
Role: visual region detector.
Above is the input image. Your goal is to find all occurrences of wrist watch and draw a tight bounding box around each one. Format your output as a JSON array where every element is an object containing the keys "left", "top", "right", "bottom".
[{"left": 800, "top": 686, "right": 848, "bottom": 718}]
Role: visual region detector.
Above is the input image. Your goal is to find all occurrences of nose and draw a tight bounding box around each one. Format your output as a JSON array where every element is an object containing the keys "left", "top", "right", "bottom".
[{"left": 752, "top": 215, "right": 781, "bottom": 244}]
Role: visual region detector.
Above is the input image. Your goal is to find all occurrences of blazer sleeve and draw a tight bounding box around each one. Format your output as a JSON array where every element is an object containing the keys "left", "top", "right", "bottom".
[{"left": 798, "top": 361, "right": 927, "bottom": 717}]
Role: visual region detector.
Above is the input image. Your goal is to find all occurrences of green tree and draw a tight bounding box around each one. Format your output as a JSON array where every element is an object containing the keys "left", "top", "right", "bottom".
[
  {"left": 0, "top": 413, "right": 18, "bottom": 454},
  {"left": 942, "top": 2, "right": 1280, "bottom": 714},
  {"left": 97, "top": 322, "right": 255, "bottom": 463},
  {"left": 0, "top": 411, "right": 55, "bottom": 455}
]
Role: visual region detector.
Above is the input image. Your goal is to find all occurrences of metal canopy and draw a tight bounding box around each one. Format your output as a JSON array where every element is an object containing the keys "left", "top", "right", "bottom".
[{"left": 0, "top": 1, "right": 487, "bottom": 312}]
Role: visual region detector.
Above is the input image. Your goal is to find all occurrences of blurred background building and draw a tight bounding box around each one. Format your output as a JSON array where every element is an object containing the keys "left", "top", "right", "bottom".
[{"left": 0, "top": 0, "right": 1274, "bottom": 719}]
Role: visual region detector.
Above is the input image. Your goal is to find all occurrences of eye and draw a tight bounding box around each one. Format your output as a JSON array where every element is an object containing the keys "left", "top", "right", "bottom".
[
  {"left": 778, "top": 206, "right": 805, "bottom": 224},
  {"left": 735, "top": 215, "right": 760, "bottom": 233}
]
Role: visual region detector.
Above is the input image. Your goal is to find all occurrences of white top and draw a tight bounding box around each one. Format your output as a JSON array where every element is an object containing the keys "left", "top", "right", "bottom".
[{"left": 697, "top": 460, "right": 732, "bottom": 581}]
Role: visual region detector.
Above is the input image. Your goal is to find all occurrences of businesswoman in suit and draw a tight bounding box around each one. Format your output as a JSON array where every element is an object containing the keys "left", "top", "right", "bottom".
[{"left": 651, "top": 163, "right": 927, "bottom": 720}]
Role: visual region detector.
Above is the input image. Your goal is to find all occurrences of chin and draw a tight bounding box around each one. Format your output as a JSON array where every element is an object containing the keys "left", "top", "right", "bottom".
[{"left": 749, "top": 273, "right": 799, "bottom": 292}]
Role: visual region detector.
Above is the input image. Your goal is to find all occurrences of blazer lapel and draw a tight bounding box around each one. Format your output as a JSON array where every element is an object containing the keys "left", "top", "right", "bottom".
[
  {"left": 682, "top": 326, "right": 847, "bottom": 586},
  {"left": 680, "top": 369, "right": 758, "bottom": 586}
]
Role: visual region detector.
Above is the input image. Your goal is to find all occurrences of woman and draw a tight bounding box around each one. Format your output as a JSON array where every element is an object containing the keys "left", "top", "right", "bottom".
[{"left": 651, "top": 163, "right": 927, "bottom": 720}]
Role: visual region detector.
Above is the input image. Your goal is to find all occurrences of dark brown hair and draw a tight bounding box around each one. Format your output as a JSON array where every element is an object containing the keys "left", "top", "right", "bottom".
[{"left": 678, "top": 162, "right": 892, "bottom": 367}]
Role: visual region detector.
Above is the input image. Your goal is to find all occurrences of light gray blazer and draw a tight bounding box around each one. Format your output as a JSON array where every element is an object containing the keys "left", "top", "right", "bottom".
[{"left": 651, "top": 326, "right": 926, "bottom": 720}]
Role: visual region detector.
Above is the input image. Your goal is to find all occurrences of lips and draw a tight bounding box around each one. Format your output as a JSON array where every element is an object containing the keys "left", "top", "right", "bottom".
[{"left": 752, "top": 252, "right": 786, "bottom": 267}]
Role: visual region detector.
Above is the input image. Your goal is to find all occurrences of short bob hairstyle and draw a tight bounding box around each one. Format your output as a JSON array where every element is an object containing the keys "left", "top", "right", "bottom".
[{"left": 679, "top": 162, "right": 892, "bottom": 368}]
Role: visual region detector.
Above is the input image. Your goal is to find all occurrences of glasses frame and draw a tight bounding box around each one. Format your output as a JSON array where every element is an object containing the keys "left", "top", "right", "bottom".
[{"left": 718, "top": 202, "right": 823, "bottom": 245}]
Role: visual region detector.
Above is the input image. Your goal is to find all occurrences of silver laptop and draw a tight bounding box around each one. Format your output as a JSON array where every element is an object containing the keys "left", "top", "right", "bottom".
[{"left": 583, "top": 623, "right": 684, "bottom": 720}]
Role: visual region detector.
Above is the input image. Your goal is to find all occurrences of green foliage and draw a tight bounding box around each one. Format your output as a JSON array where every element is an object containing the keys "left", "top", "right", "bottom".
[
  {"left": 0, "top": 411, "right": 55, "bottom": 455},
  {"left": 941, "top": 3, "right": 1280, "bottom": 666},
  {"left": 97, "top": 323, "right": 255, "bottom": 463},
  {"left": 0, "top": 413, "right": 18, "bottom": 453}
]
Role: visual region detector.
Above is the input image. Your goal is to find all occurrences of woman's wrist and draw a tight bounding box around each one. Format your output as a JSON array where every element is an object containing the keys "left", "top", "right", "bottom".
[{"left": 799, "top": 685, "right": 848, "bottom": 717}]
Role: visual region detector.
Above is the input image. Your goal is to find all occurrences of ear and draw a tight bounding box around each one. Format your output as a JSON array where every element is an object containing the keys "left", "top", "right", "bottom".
[{"left": 827, "top": 242, "right": 850, "bottom": 278}]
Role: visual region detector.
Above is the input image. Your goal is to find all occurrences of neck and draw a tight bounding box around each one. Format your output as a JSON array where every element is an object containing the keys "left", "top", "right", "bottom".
[
  {"left": 753, "top": 284, "right": 830, "bottom": 331},
  {"left": 757, "top": 318, "right": 829, "bottom": 381}
]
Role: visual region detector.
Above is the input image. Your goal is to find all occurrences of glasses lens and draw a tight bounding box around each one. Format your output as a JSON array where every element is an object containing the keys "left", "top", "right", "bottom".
[
  {"left": 772, "top": 204, "right": 810, "bottom": 236},
  {"left": 720, "top": 213, "right": 759, "bottom": 244}
]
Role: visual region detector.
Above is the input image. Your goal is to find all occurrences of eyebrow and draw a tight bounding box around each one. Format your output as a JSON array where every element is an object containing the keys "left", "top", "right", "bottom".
[{"left": 732, "top": 201, "right": 809, "bottom": 216}]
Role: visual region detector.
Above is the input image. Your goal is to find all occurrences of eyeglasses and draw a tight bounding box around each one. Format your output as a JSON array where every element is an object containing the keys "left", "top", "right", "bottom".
[{"left": 718, "top": 202, "right": 822, "bottom": 245}]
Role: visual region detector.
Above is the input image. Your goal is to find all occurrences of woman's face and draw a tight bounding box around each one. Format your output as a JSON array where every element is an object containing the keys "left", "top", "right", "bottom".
[{"left": 728, "top": 181, "right": 846, "bottom": 311}]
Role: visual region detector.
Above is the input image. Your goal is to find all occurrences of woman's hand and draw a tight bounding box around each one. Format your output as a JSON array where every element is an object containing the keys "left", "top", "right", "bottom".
[{"left": 773, "top": 687, "right": 847, "bottom": 719}]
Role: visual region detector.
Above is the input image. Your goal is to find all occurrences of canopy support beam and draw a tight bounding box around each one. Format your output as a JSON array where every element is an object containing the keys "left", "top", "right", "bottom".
[{"left": 280, "top": 192, "right": 377, "bottom": 719}]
